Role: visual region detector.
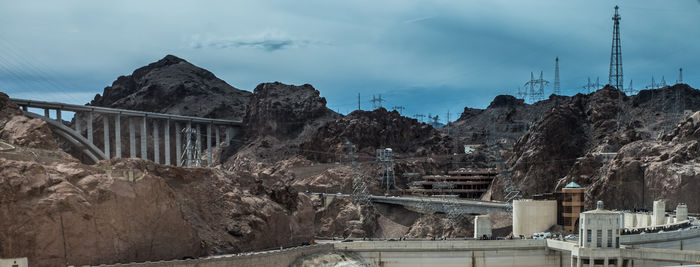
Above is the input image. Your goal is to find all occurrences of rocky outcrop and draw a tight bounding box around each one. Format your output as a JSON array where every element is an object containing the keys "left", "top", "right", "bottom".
[
  {"left": 89, "top": 55, "right": 251, "bottom": 120},
  {"left": 0, "top": 92, "right": 58, "bottom": 150},
  {"left": 300, "top": 108, "right": 453, "bottom": 162},
  {"left": 227, "top": 82, "right": 340, "bottom": 162},
  {"left": 506, "top": 85, "right": 700, "bottom": 208},
  {"left": 587, "top": 111, "right": 700, "bottom": 212}
]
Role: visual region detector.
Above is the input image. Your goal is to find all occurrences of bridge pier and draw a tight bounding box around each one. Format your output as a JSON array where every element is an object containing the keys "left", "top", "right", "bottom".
[
  {"left": 186, "top": 121, "right": 192, "bottom": 167},
  {"left": 153, "top": 119, "right": 159, "bottom": 164},
  {"left": 226, "top": 127, "right": 232, "bottom": 146},
  {"left": 175, "top": 122, "right": 182, "bottom": 167},
  {"left": 44, "top": 108, "right": 49, "bottom": 118},
  {"left": 129, "top": 117, "right": 136, "bottom": 158},
  {"left": 164, "top": 120, "right": 170, "bottom": 165},
  {"left": 75, "top": 117, "right": 82, "bottom": 137},
  {"left": 215, "top": 126, "right": 220, "bottom": 148},
  {"left": 87, "top": 111, "right": 93, "bottom": 143},
  {"left": 56, "top": 109, "right": 61, "bottom": 122},
  {"left": 115, "top": 114, "right": 121, "bottom": 158},
  {"left": 207, "top": 123, "right": 212, "bottom": 166},
  {"left": 140, "top": 117, "right": 147, "bottom": 160},
  {"left": 196, "top": 124, "right": 202, "bottom": 166},
  {"left": 103, "top": 116, "right": 110, "bottom": 158}
]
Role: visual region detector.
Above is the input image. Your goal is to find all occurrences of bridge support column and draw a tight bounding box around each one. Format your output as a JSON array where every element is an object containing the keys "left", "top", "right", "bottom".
[
  {"left": 207, "top": 123, "right": 212, "bottom": 166},
  {"left": 141, "top": 117, "right": 147, "bottom": 160},
  {"left": 215, "top": 126, "right": 220, "bottom": 148},
  {"left": 164, "top": 120, "right": 170, "bottom": 166},
  {"left": 75, "top": 116, "right": 82, "bottom": 137},
  {"left": 21, "top": 105, "right": 27, "bottom": 111},
  {"left": 129, "top": 117, "right": 136, "bottom": 158},
  {"left": 56, "top": 109, "right": 61, "bottom": 122},
  {"left": 87, "top": 111, "right": 93, "bottom": 143},
  {"left": 186, "top": 121, "right": 192, "bottom": 167},
  {"left": 225, "top": 127, "right": 232, "bottom": 146},
  {"left": 153, "top": 119, "right": 159, "bottom": 164},
  {"left": 44, "top": 108, "right": 49, "bottom": 118},
  {"left": 103, "top": 116, "right": 110, "bottom": 158},
  {"left": 196, "top": 124, "right": 202, "bottom": 166},
  {"left": 176, "top": 122, "right": 182, "bottom": 167},
  {"left": 115, "top": 114, "right": 121, "bottom": 158}
]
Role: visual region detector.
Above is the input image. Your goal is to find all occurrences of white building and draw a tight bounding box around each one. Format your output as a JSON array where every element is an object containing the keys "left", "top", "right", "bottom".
[{"left": 580, "top": 201, "right": 621, "bottom": 249}]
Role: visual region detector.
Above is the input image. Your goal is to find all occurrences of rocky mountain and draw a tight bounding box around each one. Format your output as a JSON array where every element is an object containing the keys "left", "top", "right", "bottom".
[
  {"left": 300, "top": 108, "right": 454, "bottom": 162},
  {"left": 504, "top": 84, "right": 700, "bottom": 211},
  {"left": 89, "top": 55, "right": 251, "bottom": 120},
  {"left": 225, "top": 82, "right": 340, "bottom": 162}
]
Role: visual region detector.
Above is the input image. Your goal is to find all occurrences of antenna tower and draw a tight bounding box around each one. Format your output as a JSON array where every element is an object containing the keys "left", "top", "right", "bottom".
[
  {"left": 678, "top": 68, "right": 684, "bottom": 84},
  {"left": 553, "top": 57, "right": 561, "bottom": 95},
  {"left": 609, "top": 5, "right": 624, "bottom": 91}
]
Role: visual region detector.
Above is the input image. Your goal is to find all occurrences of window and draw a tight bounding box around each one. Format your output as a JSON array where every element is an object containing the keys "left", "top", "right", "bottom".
[
  {"left": 616, "top": 237, "right": 620, "bottom": 248},
  {"left": 587, "top": 229, "right": 592, "bottom": 243},
  {"left": 607, "top": 229, "right": 613, "bottom": 247},
  {"left": 596, "top": 229, "right": 602, "bottom": 248}
]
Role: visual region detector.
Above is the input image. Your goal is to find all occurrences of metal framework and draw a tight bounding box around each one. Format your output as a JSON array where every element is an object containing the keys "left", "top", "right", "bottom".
[
  {"left": 524, "top": 71, "right": 549, "bottom": 103},
  {"left": 345, "top": 141, "right": 371, "bottom": 207},
  {"left": 376, "top": 148, "right": 395, "bottom": 191},
  {"left": 609, "top": 5, "right": 624, "bottom": 91},
  {"left": 553, "top": 57, "right": 561, "bottom": 95}
]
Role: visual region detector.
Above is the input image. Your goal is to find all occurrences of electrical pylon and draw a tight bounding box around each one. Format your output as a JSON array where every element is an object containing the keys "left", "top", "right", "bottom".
[
  {"left": 609, "top": 5, "right": 623, "bottom": 91},
  {"left": 553, "top": 57, "right": 561, "bottom": 95}
]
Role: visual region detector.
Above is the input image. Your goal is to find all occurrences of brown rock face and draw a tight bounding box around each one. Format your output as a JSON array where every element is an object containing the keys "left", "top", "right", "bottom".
[
  {"left": 227, "top": 82, "right": 340, "bottom": 162},
  {"left": 0, "top": 92, "right": 58, "bottom": 150},
  {"left": 89, "top": 55, "right": 251, "bottom": 120},
  {"left": 300, "top": 108, "right": 454, "bottom": 162},
  {"left": 505, "top": 84, "right": 700, "bottom": 210}
]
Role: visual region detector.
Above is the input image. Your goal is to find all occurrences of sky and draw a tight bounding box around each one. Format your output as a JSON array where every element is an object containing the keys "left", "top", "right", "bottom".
[{"left": 1, "top": 0, "right": 699, "bottom": 123}]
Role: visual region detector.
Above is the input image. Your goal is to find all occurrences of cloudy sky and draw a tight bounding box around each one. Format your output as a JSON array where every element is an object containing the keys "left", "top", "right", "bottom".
[{"left": 1, "top": 0, "right": 699, "bottom": 122}]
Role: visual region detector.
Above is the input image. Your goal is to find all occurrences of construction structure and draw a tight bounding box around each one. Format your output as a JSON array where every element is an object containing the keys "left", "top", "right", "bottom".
[
  {"left": 608, "top": 5, "right": 623, "bottom": 91},
  {"left": 407, "top": 168, "right": 498, "bottom": 198},
  {"left": 553, "top": 57, "right": 560, "bottom": 95}
]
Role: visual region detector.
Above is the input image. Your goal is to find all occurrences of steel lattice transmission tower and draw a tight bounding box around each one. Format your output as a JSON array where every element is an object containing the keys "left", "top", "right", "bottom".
[
  {"left": 344, "top": 140, "right": 372, "bottom": 208},
  {"left": 524, "top": 71, "right": 549, "bottom": 103},
  {"left": 609, "top": 5, "right": 624, "bottom": 91},
  {"left": 553, "top": 57, "right": 561, "bottom": 95}
]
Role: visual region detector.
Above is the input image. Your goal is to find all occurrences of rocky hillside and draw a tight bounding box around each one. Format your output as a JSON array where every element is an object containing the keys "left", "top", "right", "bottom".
[
  {"left": 226, "top": 82, "right": 340, "bottom": 162},
  {"left": 300, "top": 108, "right": 454, "bottom": 162},
  {"left": 0, "top": 91, "right": 316, "bottom": 266},
  {"left": 504, "top": 84, "right": 700, "bottom": 211},
  {"left": 89, "top": 55, "right": 251, "bottom": 120}
]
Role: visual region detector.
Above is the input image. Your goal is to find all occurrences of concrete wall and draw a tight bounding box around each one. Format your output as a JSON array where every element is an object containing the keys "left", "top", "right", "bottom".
[
  {"left": 653, "top": 200, "right": 665, "bottom": 226},
  {"left": 474, "top": 215, "right": 492, "bottom": 239},
  {"left": 335, "top": 240, "right": 568, "bottom": 267},
  {"left": 512, "top": 200, "right": 557, "bottom": 237},
  {"left": 92, "top": 244, "right": 331, "bottom": 267},
  {"left": 0, "top": 258, "right": 28, "bottom": 267},
  {"left": 621, "top": 227, "right": 700, "bottom": 250}
]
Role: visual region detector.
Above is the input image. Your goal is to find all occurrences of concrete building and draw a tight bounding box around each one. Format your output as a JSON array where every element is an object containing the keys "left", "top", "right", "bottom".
[
  {"left": 653, "top": 200, "right": 666, "bottom": 226},
  {"left": 575, "top": 201, "right": 622, "bottom": 266},
  {"left": 0, "top": 258, "right": 28, "bottom": 267},
  {"left": 513, "top": 199, "right": 557, "bottom": 237},
  {"left": 474, "top": 214, "right": 492, "bottom": 239},
  {"left": 561, "top": 180, "right": 585, "bottom": 234},
  {"left": 677, "top": 203, "right": 688, "bottom": 222}
]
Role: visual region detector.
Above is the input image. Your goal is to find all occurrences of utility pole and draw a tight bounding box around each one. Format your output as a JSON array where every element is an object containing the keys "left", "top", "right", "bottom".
[
  {"left": 371, "top": 94, "right": 385, "bottom": 109},
  {"left": 524, "top": 71, "right": 549, "bottom": 103},
  {"left": 609, "top": 5, "right": 624, "bottom": 91},
  {"left": 553, "top": 57, "right": 561, "bottom": 95},
  {"left": 358, "top": 93, "right": 361, "bottom": 111},
  {"left": 446, "top": 110, "right": 451, "bottom": 136},
  {"left": 429, "top": 114, "right": 440, "bottom": 128},
  {"left": 516, "top": 86, "right": 528, "bottom": 100},
  {"left": 414, "top": 114, "right": 425, "bottom": 123},
  {"left": 392, "top": 106, "right": 405, "bottom": 114},
  {"left": 678, "top": 68, "right": 684, "bottom": 84}
]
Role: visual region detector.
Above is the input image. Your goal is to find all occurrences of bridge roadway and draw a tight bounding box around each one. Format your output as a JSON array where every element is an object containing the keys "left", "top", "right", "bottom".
[
  {"left": 11, "top": 98, "right": 242, "bottom": 166},
  {"left": 314, "top": 193, "right": 509, "bottom": 214}
]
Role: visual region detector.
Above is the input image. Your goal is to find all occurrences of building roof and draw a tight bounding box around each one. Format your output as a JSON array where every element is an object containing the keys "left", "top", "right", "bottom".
[{"left": 564, "top": 181, "right": 582, "bottom": 188}]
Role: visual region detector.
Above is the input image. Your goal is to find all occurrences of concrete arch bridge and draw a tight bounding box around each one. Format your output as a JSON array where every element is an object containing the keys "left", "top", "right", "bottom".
[{"left": 11, "top": 98, "right": 242, "bottom": 166}]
